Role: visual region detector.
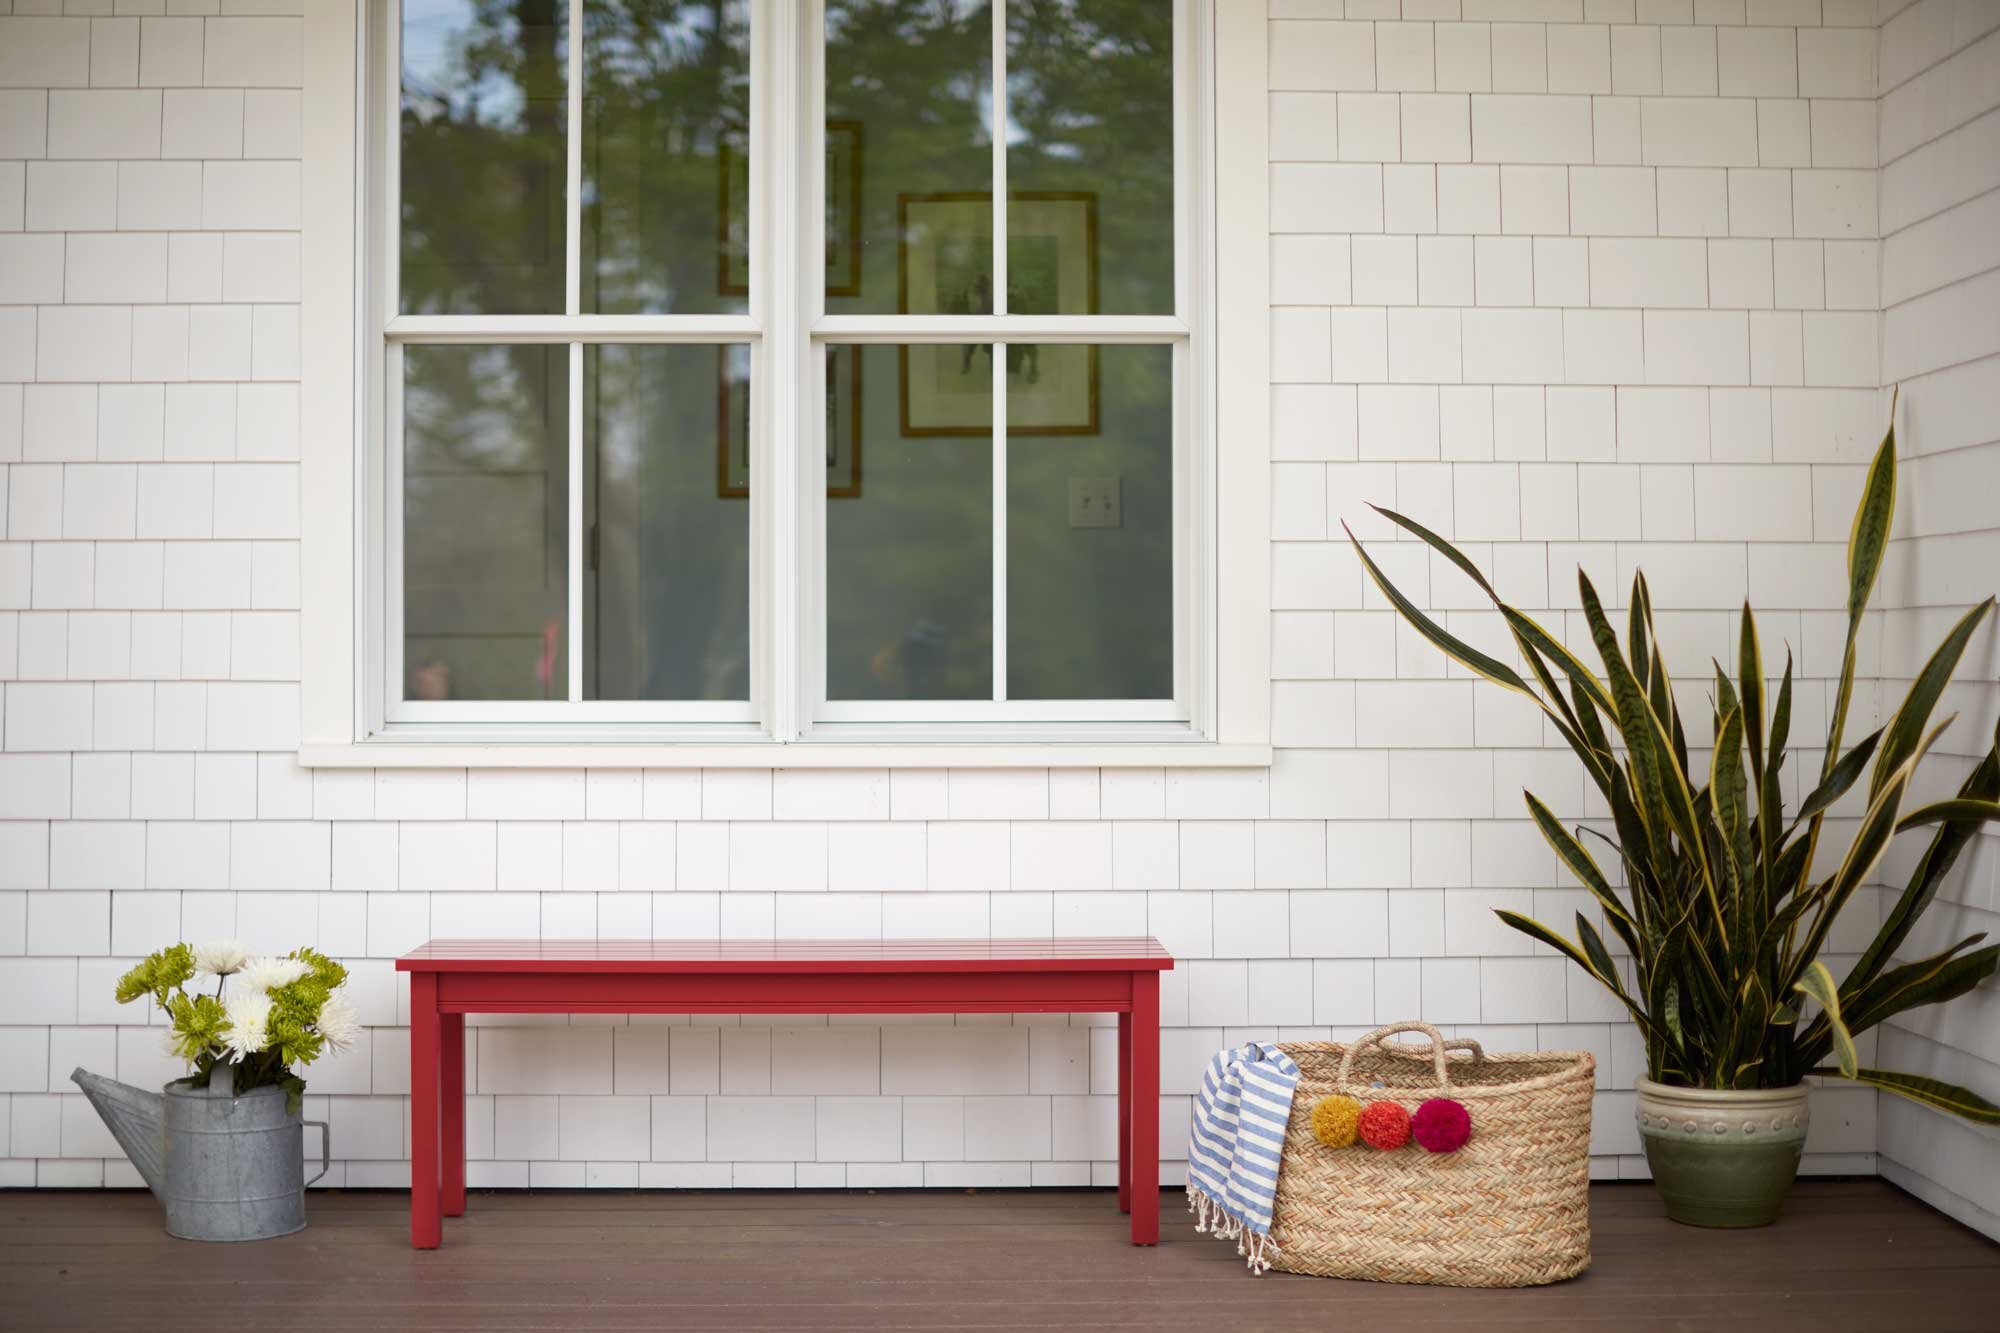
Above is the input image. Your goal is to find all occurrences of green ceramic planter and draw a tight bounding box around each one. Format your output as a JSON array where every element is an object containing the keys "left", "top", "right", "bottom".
[{"left": 1635, "top": 1079, "right": 1809, "bottom": 1228}]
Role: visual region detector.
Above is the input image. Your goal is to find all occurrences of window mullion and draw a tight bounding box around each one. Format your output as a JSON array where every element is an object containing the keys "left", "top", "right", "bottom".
[
  {"left": 989, "top": 0, "right": 1008, "bottom": 704},
  {"left": 563, "top": 0, "right": 585, "bottom": 703},
  {"left": 766, "top": 0, "right": 805, "bottom": 742}
]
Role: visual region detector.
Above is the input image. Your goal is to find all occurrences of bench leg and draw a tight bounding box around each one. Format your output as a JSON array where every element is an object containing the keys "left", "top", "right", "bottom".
[
  {"left": 442, "top": 1013, "right": 466, "bottom": 1218},
  {"left": 1117, "top": 1011, "right": 1131, "bottom": 1214},
  {"left": 409, "top": 973, "right": 442, "bottom": 1250},
  {"left": 1129, "top": 972, "right": 1159, "bottom": 1246}
]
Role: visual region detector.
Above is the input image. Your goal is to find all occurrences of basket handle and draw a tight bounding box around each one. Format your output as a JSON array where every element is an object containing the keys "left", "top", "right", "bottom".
[{"left": 1336, "top": 1022, "right": 1482, "bottom": 1091}]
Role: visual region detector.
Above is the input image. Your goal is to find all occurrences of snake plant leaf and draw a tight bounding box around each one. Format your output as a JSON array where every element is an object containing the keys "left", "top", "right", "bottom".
[
  {"left": 1629, "top": 575, "right": 1652, "bottom": 698},
  {"left": 1577, "top": 912, "right": 1622, "bottom": 992},
  {"left": 1504, "top": 606, "right": 1616, "bottom": 717},
  {"left": 1498, "top": 909, "right": 1657, "bottom": 1040},
  {"left": 1768, "top": 650, "right": 1793, "bottom": 780},
  {"left": 1582, "top": 570, "right": 1722, "bottom": 937},
  {"left": 1366, "top": 503, "right": 1498, "bottom": 600},
  {"left": 1636, "top": 577, "right": 1690, "bottom": 777},
  {"left": 1815, "top": 1068, "right": 2000, "bottom": 1126},
  {"left": 1525, "top": 792, "right": 1631, "bottom": 924},
  {"left": 1341, "top": 522, "right": 1536, "bottom": 698},
  {"left": 1713, "top": 707, "right": 1750, "bottom": 862},
  {"left": 1366, "top": 502, "right": 1617, "bottom": 716},
  {"left": 1894, "top": 798, "right": 2000, "bottom": 833},
  {"left": 1495, "top": 909, "right": 1599, "bottom": 977},
  {"left": 1793, "top": 960, "right": 1855, "bottom": 1078},
  {"left": 1793, "top": 727, "right": 1884, "bottom": 827},
  {"left": 1834, "top": 940, "right": 1997, "bottom": 1050},
  {"left": 1871, "top": 598, "right": 1995, "bottom": 800},
  {"left": 1845, "top": 424, "right": 1897, "bottom": 625},
  {"left": 1738, "top": 605, "right": 1766, "bottom": 787},
  {"left": 1579, "top": 573, "right": 1671, "bottom": 852},
  {"left": 1848, "top": 729, "right": 2000, "bottom": 993},
  {"left": 1816, "top": 426, "right": 1895, "bottom": 785},
  {"left": 1785, "top": 725, "right": 1947, "bottom": 992}
]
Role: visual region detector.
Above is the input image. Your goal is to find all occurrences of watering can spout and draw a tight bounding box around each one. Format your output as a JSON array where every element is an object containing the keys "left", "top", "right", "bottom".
[{"left": 70, "top": 1067, "right": 168, "bottom": 1199}]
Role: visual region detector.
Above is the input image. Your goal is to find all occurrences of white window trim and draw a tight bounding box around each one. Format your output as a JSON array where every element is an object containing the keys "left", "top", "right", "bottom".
[{"left": 299, "top": 0, "right": 1270, "bottom": 769}]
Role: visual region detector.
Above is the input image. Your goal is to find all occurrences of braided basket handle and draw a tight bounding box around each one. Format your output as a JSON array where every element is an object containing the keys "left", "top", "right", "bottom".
[{"left": 1335, "top": 1021, "right": 1484, "bottom": 1092}]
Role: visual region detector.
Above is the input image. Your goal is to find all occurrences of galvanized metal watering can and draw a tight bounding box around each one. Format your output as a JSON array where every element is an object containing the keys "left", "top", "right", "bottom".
[{"left": 71, "top": 1065, "right": 330, "bottom": 1242}]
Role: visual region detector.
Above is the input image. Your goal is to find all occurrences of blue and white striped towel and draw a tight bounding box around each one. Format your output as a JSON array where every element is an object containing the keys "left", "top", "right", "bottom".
[{"left": 1186, "top": 1041, "right": 1300, "bottom": 1274}]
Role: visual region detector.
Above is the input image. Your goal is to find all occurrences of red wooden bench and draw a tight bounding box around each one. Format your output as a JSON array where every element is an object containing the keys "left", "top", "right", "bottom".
[{"left": 398, "top": 937, "right": 1175, "bottom": 1249}]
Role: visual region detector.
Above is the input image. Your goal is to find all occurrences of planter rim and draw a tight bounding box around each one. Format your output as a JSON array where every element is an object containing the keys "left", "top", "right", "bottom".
[
  {"left": 164, "top": 1077, "right": 288, "bottom": 1099},
  {"left": 1636, "top": 1077, "right": 1809, "bottom": 1105}
]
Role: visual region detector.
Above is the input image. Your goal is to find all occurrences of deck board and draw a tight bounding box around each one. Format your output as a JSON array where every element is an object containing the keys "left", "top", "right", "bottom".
[{"left": 3, "top": 1182, "right": 1995, "bottom": 1331}]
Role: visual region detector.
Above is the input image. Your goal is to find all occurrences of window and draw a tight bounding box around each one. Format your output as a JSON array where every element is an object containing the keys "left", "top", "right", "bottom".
[{"left": 318, "top": 0, "right": 1266, "bottom": 758}]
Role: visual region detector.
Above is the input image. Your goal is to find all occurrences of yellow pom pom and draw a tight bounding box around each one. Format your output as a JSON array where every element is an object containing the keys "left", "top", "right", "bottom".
[{"left": 1311, "top": 1094, "right": 1361, "bottom": 1148}]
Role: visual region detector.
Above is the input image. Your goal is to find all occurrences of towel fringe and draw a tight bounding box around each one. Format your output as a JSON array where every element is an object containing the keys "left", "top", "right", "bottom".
[{"left": 1188, "top": 1184, "right": 1279, "bottom": 1274}]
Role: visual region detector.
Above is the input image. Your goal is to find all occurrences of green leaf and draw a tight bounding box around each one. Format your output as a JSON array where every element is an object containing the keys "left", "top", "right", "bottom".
[
  {"left": 1871, "top": 598, "right": 1995, "bottom": 800},
  {"left": 1577, "top": 912, "right": 1622, "bottom": 991},
  {"left": 1816, "top": 1068, "right": 2000, "bottom": 1126},
  {"left": 1581, "top": 569, "right": 1722, "bottom": 938},
  {"left": 1738, "top": 605, "right": 1766, "bottom": 788},
  {"left": 1768, "top": 651, "right": 1793, "bottom": 780},
  {"left": 1713, "top": 706, "right": 1749, "bottom": 863},
  {"left": 1498, "top": 909, "right": 1656, "bottom": 1040},
  {"left": 1894, "top": 798, "right": 2000, "bottom": 833},
  {"left": 1793, "top": 960, "right": 1855, "bottom": 1078},
  {"left": 1845, "top": 423, "right": 1897, "bottom": 625},
  {"left": 1342, "top": 522, "right": 1537, "bottom": 697},
  {"left": 1367, "top": 502, "right": 1614, "bottom": 716},
  {"left": 1848, "top": 727, "right": 2000, "bottom": 993},
  {"left": 1785, "top": 726, "right": 1945, "bottom": 991},
  {"left": 1793, "top": 727, "right": 1883, "bottom": 826},
  {"left": 1525, "top": 792, "right": 1630, "bottom": 924},
  {"left": 1839, "top": 941, "right": 1996, "bottom": 1042}
]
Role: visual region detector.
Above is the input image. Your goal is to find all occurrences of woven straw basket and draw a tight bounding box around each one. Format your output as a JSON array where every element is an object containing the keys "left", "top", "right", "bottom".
[{"left": 1268, "top": 1022, "right": 1596, "bottom": 1288}]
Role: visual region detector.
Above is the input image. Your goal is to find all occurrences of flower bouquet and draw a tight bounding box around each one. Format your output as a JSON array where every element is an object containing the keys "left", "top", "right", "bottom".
[{"left": 116, "top": 940, "right": 358, "bottom": 1112}]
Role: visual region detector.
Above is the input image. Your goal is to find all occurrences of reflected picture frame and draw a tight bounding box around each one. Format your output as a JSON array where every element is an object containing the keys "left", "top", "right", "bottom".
[
  {"left": 718, "top": 343, "right": 861, "bottom": 498},
  {"left": 719, "top": 120, "right": 864, "bottom": 298},
  {"left": 896, "top": 191, "right": 1100, "bottom": 438}
]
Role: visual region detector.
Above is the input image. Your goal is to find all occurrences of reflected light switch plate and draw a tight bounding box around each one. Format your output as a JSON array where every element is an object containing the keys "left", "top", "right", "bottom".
[{"left": 1068, "top": 475, "right": 1121, "bottom": 529}]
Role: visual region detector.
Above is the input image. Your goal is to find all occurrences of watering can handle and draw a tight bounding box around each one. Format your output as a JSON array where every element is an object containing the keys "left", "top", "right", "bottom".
[{"left": 304, "top": 1120, "right": 330, "bottom": 1188}]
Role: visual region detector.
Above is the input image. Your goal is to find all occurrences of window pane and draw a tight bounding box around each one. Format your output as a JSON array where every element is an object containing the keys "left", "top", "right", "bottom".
[
  {"left": 400, "top": 0, "right": 568, "bottom": 315},
  {"left": 584, "top": 344, "right": 750, "bottom": 700},
  {"left": 583, "top": 1, "right": 751, "bottom": 315},
  {"left": 826, "top": 343, "right": 992, "bottom": 700},
  {"left": 1006, "top": 343, "right": 1172, "bottom": 699},
  {"left": 823, "top": 0, "right": 993, "bottom": 315},
  {"left": 1006, "top": 0, "right": 1174, "bottom": 315},
  {"left": 403, "top": 345, "right": 568, "bottom": 701}
]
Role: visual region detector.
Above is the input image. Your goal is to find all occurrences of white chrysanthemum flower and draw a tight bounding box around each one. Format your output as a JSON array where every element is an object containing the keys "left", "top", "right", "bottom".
[
  {"left": 238, "top": 956, "right": 311, "bottom": 994},
  {"left": 222, "top": 990, "right": 273, "bottom": 1060},
  {"left": 194, "top": 940, "right": 250, "bottom": 977},
  {"left": 316, "top": 991, "right": 360, "bottom": 1054}
]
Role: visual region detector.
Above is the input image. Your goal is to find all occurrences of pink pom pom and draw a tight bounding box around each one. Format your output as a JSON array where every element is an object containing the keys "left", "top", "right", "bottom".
[{"left": 1412, "top": 1098, "right": 1471, "bottom": 1153}]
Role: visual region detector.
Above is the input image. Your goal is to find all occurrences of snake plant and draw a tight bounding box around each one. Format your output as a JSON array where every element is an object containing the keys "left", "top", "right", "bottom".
[{"left": 1345, "top": 418, "right": 2000, "bottom": 1122}]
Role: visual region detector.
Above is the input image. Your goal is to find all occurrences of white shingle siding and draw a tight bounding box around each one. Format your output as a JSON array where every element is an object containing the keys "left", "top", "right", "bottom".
[
  {"left": 1871, "top": 0, "right": 2000, "bottom": 1241},
  {"left": 0, "top": 0, "right": 1982, "bottom": 1215}
]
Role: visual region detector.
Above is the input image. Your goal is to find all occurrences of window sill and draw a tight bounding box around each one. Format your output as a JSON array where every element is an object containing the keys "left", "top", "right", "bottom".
[{"left": 297, "top": 740, "right": 1274, "bottom": 770}]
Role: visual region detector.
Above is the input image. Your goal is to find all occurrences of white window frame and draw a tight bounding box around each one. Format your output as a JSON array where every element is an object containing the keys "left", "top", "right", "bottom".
[{"left": 301, "top": 0, "right": 1272, "bottom": 768}]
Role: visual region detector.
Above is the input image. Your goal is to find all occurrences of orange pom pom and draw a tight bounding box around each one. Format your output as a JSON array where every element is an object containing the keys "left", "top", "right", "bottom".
[{"left": 1357, "top": 1099, "right": 1412, "bottom": 1150}]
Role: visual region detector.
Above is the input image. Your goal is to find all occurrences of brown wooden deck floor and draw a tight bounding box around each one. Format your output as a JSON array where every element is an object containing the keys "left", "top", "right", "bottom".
[{"left": 3, "top": 1181, "right": 1996, "bottom": 1331}]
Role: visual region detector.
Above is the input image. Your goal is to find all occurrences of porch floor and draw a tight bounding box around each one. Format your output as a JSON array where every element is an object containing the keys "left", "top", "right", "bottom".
[{"left": 4, "top": 1180, "right": 1996, "bottom": 1331}]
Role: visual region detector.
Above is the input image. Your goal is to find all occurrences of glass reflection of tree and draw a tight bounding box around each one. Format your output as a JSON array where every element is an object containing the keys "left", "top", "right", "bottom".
[
  {"left": 401, "top": 0, "right": 568, "bottom": 317},
  {"left": 583, "top": 0, "right": 748, "bottom": 315},
  {"left": 1007, "top": 0, "right": 1174, "bottom": 315}
]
